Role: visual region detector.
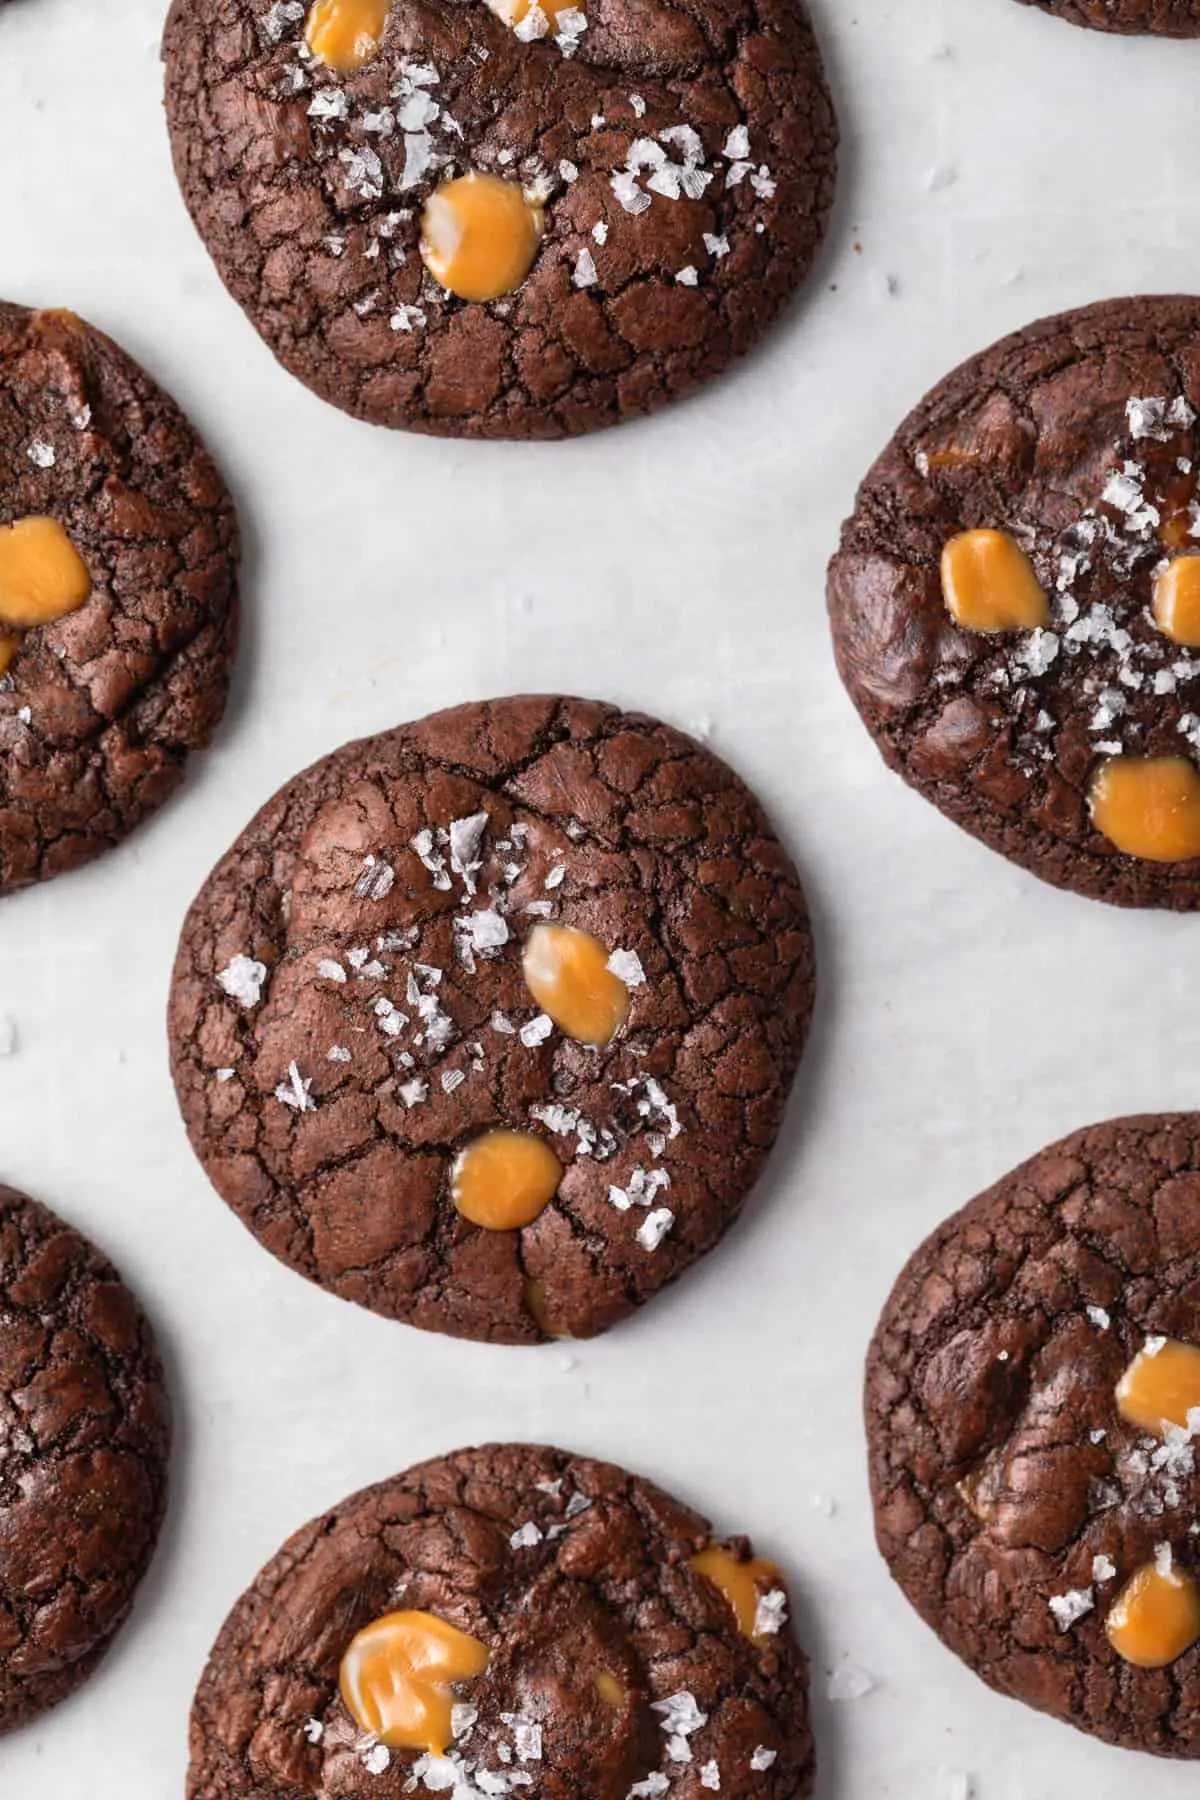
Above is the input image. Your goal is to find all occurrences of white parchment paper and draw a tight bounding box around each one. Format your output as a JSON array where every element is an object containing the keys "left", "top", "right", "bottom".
[{"left": 4, "top": 0, "right": 1200, "bottom": 1793}]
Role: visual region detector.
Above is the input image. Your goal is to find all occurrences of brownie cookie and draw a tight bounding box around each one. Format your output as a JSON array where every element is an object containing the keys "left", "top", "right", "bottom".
[
  {"left": 866, "top": 1112, "right": 1200, "bottom": 1757},
  {"left": 1015, "top": 0, "right": 1200, "bottom": 34},
  {"left": 168, "top": 695, "right": 814, "bottom": 1344},
  {"left": 0, "top": 1184, "right": 170, "bottom": 1734},
  {"left": 0, "top": 303, "right": 239, "bottom": 893},
  {"left": 827, "top": 295, "right": 1200, "bottom": 910},
  {"left": 160, "top": 0, "right": 837, "bottom": 439},
  {"left": 188, "top": 1441, "right": 814, "bottom": 1800}
]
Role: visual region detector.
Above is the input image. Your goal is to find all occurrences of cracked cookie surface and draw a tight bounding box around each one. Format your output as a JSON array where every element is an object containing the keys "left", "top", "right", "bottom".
[
  {"left": 0, "top": 1184, "right": 170, "bottom": 1735},
  {"left": 866, "top": 1113, "right": 1200, "bottom": 1757},
  {"left": 187, "top": 1441, "right": 814, "bottom": 1799},
  {"left": 167, "top": 695, "right": 814, "bottom": 1344},
  {"left": 0, "top": 303, "right": 239, "bottom": 894},
  {"left": 827, "top": 296, "right": 1200, "bottom": 909},
  {"left": 1015, "top": 0, "right": 1200, "bottom": 33},
  {"left": 160, "top": 0, "right": 837, "bottom": 438}
]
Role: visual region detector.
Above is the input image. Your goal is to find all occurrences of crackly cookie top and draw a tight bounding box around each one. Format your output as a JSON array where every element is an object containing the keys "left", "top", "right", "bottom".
[
  {"left": 866, "top": 1113, "right": 1200, "bottom": 1758},
  {"left": 0, "top": 1185, "right": 170, "bottom": 1735},
  {"left": 167, "top": 696, "right": 813, "bottom": 1344},
  {"left": 827, "top": 296, "right": 1200, "bottom": 910},
  {"left": 160, "top": 0, "right": 837, "bottom": 438},
  {"left": 1016, "top": 0, "right": 1200, "bottom": 35},
  {"left": 0, "top": 303, "right": 239, "bottom": 893},
  {"left": 186, "top": 1443, "right": 814, "bottom": 1800}
]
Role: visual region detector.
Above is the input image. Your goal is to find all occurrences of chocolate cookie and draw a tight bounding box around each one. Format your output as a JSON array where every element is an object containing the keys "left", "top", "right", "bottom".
[
  {"left": 160, "top": 0, "right": 837, "bottom": 439},
  {"left": 0, "top": 303, "right": 239, "bottom": 893},
  {"left": 866, "top": 1112, "right": 1200, "bottom": 1758},
  {"left": 187, "top": 1441, "right": 814, "bottom": 1800},
  {"left": 167, "top": 695, "right": 814, "bottom": 1344},
  {"left": 1015, "top": 0, "right": 1200, "bottom": 34},
  {"left": 0, "top": 1184, "right": 170, "bottom": 1735},
  {"left": 827, "top": 295, "right": 1200, "bottom": 910}
]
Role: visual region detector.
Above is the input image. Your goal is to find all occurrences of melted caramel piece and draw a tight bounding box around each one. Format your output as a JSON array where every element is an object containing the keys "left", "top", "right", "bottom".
[
  {"left": 690, "top": 1546, "right": 783, "bottom": 1643},
  {"left": 340, "top": 1611, "right": 490, "bottom": 1752},
  {"left": 595, "top": 1671, "right": 626, "bottom": 1707},
  {"left": 522, "top": 923, "right": 632, "bottom": 1047},
  {"left": 1116, "top": 1337, "right": 1200, "bottom": 1435},
  {"left": 1157, "top": 467, "right": 1196, "bottom": 551},
  {"left": 421, "top": 174, "right": 544, "bottom": 304},
  {"left": 922, "top": 448, "right": 979, "bottom": 471},
  {"left": 0, "top": 635, "right": 18, "bottom": 677},
  {"left": 305, "top": 0, "right": 391, "bottom": 69},
  {"left": 1106, "top": 1560, "right": 1200, "bottom": 1669},
  {"left": 1089, "top": 756, "right": 1200, "bottom": 863},
  {"left": 0, "top": 517, "right": 91, "bottom": 630},
  {"left": 523, "top": 1276, "right": 568, "bottom": 1338},
  {"left": 452, "top": 1130, "right": 562, "bottom": 1230},
  {"left": 940, "top": 529, "right": 1051, "bottom": 634},
  {"left": 1153, "top": 557, "right": 1200, "bottom": 647}
]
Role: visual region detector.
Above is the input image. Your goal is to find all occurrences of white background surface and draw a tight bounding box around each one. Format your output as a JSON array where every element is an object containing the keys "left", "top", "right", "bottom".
[{"left": 4, "top": 0, "right": 1200, "bottom": 1793}]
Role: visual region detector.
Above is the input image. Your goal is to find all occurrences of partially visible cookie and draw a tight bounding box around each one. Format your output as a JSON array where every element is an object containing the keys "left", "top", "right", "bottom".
[
  {"left": 866, "top": 1113, "right": 1200, "bottom": 1757},
  {"left": 0, "top": 1185, "right": 170, "bottom": 1735},
  {"left": 828, "top": 295, "right": 1200, "bottom": 910},
  {"left": 167, "top": 695, "right": 815, "bottom": 1344},
  {"left": 1015, "top": 0, "right": 1200, "bottom": 34},
  {"left": 161, "top": 0, "right": 837, "bottom": 439},
  {"left": 187, "top": 1442, "right": 814, "bottom": 1800},
  {"left": 0, "top": 302, "right": 239, "bottom": 893}
]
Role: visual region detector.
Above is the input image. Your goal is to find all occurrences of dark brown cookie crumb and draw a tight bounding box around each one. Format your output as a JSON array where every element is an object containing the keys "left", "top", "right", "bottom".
[
  {"left": 0, "top": 1185, "right": 170, "bottom": 1735},
  {"left": 0, "top": 303, "right": 239, "bottom": 893},
  {"left": 167, "top": 695, "right": 815, "bottom": 1344},
  {"left": 160, "top": 0, "right": 837, "bottom": 439},
  {"left": 187, "top": 1442, "right": 814, "bottom": 1800},
  {"left": 866, "top": 1113, "right": 1200, "bottom": 1757}
]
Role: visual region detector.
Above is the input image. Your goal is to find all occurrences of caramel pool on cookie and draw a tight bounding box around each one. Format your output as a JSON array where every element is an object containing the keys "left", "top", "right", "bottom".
[
  {"left": 0, "top": 516, "right": 91, "bottom": 630},
  {"left": 940, "top": 529, "right": 1050, "bottom": 634},
  {"left": 691, "top": 1545, "right": 785, "bottom": 1645},
  {"left": 1116, "top": 1337, "right": 1200, "bottom": 1434},
  {"left": 451, "top": 1129, "right": 562, "bottom": 1230},
  {"left": 420, "top": 173, "right": 544, "bottom": 304},
  {"left": 1106, "top": 1557, "right": 1200, "bottom": 1670},
  {"left": 305, "top": 0, "right": 391, "bottom": 71},
  {"left": 522, "top": 922, "right": 632, "bottom": 1047},
  {"left": 340, "top": 1610, "right": 490, "bottom": 1752},
  {"left": 1089, "top": 755, "right": 1200, "bottom": 862},
  {"left": 1153, "top": 556, "right": 1200, "bottom": 647}
]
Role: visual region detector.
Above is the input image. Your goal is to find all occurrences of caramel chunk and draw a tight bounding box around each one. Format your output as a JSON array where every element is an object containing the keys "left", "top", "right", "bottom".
[
  {"left": 305, "top": 0, "right": 391, "bottom": 69},
  {"left": 451, "top": 1130, "right": 562, "bottom": 1230},
  {"left": 595, "top": 1671, "right": 626, "bottom": 1707},
  {"left": 421, "top": 174, "right": 544, "bottom": 304},
  {"left": 940, "top": 529, "right": 1051, "bottom": 634},
  {"left": 690, "top": 1546, "right": 784, "bottom": 1643},
  {"left": 1106, "top": 1557, "right": 1200, "bottom": 1669},
  {"left": 1089, "top": 756, "right": 1200, "bottom": 863},
  {"left": 0, "top": 635, "right": 18, "bottom": 677},
  {"left": 0, "top": 516, "right": 91, "bottom": 630},
  {"left": 1116, "top": 1337, "right": 1200, "bottom": 1435},
  {"left": 522, "top": 923, "right": 632, "bottom": 1047},
  {"left": 1153, "top": 557, "right": 1200, "bottom": 647},
  {"left": 340, "top": 1611, "right": 490, "bottom": 1752}
]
